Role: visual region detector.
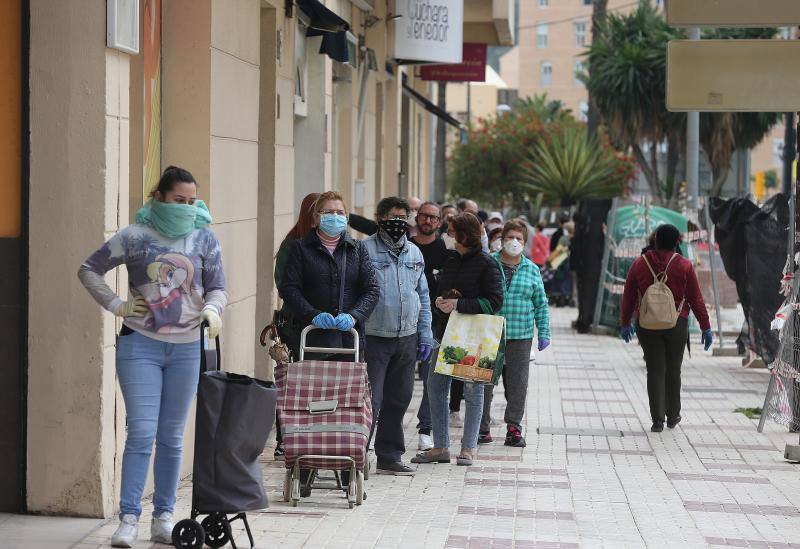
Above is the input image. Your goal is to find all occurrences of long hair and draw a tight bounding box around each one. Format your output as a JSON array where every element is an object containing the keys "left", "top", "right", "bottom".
[{"left": 286, "top": 193, "right": 320, "bottom": 240}]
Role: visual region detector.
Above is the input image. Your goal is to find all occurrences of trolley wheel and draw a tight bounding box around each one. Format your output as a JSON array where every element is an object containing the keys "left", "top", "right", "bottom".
[
  {"left": 291, "top": 476, "right": 300, "bottom": 507},
  {"left": 171, "top": 518, "right": 205, "bottom": 549},
  {"left": 283, "top": 470, "right": 292, "bottom": 502},
  {"left": 201, "top": 513, "right": 232, "bottom": 549},
  {"left": 356, "top": 470, "right": 364, "bottom": 506}
]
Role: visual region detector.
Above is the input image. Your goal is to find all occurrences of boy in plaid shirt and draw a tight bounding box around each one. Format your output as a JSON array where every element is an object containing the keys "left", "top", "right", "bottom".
[{"left": 480, "top": 219, "right": 551, "bottom": 447}]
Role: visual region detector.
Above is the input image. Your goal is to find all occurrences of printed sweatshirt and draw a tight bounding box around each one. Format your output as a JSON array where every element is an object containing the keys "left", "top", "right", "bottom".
[{"left": 78, "top": 224, "right": 228, "bottom": 344}]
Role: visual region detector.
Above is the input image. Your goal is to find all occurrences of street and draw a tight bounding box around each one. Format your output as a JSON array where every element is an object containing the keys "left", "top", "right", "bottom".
[{"left": 5, "top": 308, "right": 799, "bottom": 549}]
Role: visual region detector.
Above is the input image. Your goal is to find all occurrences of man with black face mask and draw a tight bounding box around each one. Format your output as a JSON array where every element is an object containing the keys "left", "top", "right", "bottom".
[{"left": 363, "top": 197, "right": 433, "bottom": 475}]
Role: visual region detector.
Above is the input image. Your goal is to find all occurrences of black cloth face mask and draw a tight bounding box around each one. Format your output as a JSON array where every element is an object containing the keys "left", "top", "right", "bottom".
[{"left": 379, "top": 219, "right": 408, "bottom": 242}]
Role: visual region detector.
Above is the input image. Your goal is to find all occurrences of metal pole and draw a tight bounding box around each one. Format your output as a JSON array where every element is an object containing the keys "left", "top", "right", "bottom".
[
  {"left": 704, "top": 200, "right": 724, "bottom": 349},
  {"left": 687, "top": 26, "right": 701, "bottom": 210},
  {"left": 593, "top": 197, "right": 618, "bottom": 331}
]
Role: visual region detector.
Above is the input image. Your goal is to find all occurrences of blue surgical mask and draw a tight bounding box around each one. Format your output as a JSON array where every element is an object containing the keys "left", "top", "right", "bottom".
[{"left": 319, "top": 213, "right": 347, "bottom": 237}]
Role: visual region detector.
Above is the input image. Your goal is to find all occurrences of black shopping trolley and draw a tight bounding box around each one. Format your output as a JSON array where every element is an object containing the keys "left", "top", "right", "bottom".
[{"left": 172, "top": 324, "right": 278, "bottom": 549}]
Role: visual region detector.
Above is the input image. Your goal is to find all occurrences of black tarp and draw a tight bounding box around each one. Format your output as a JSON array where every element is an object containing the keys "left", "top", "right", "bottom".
[
  {"left": 193, "top": 371, "right": 277, "bottom": 513},
  {"left": 709, "top": 194, "right": 789, "bottom": 364},
  {"left": 571, "top": 199, "right": 613, "bottom": 333}
]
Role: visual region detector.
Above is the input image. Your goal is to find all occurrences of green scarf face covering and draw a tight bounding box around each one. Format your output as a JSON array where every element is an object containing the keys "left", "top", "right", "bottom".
[{"left": 135, "top": 199, "right": 213, "bottom": 239}]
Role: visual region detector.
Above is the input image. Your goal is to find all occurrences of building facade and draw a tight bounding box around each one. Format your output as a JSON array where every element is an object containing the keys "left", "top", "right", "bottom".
[{"left": 0, "top": 0, "right": 513, "bottom": 518}]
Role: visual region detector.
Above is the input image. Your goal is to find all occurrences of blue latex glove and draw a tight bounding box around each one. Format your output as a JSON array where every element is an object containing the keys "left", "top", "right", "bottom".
[
  {"left": 312, "top": 312, "right": 336, "bottom": 329},
  {"left": 537, "top": 338, "right": 550, "bottom": 352},
  {"left": 334, "top": 313, "right": 355, "bottom": 332},
  {"left": 620, "top": 325, "right": 635, "bottom": 343},
  {"left": 417, "top": 343, "right": 433, "bottom": 362},
  {"left": 701, "top": 329, "right": 713, "bottom": 351}
]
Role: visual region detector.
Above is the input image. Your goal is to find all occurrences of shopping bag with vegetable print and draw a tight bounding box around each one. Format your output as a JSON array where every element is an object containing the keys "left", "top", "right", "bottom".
[{"left": 434, "top": 310, "right": 506, "bottom": 384}]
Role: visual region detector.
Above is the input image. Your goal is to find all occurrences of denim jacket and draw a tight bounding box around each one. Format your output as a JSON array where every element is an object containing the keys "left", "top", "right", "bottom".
[{"left": 363, "top": 235, "right": 433, "bottom": 345}]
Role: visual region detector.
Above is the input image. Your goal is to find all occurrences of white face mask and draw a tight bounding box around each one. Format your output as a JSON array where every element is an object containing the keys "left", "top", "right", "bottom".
[
  {"left": 442, "top": 233, "right": 457, "bottom": 250},
  {"left": 503, "top": 238, "right": 524, "bottom": 257},
  {"left": 490, "top": 239, "right": 502, "bottom": 252}
]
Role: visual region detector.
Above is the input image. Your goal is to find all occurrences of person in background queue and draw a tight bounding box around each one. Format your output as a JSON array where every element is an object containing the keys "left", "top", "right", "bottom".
[
  {"left": 412, "top": 213, "right": 503, "bottom": 467},
  {"left": 620, "top": 224, "right": 712, "bottom": 432},
  {"left": 407, "top": 196, "right": 422, "bottom": 238},
  {"left": 411, "top": 201, "right": 453, "bottom": 451},
  {"left": 363, "top": 197, "right": 433, "bottom": 475},
  {"left": 529, "top": 221, "right": 551, "bottom": 268},
  {"left": 278, "top": 190, "right": 379, "bottom": 494},
  {"left": 272, "top": 191, "right": 319, "bottom": 460},
  {"left": 78, "top": 166, "right": 227, "bottom": 547},
  {"left": 479, "top": 219, "right": 551, "bottom": 447}
]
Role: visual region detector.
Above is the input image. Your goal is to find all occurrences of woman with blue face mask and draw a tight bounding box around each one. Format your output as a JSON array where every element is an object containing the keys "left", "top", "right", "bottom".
[
  {"left": 78, "top": 166, "right": 227, "bottom": 547},
  {"left": 278, "top": 190, "right": 380, "bottom": 360}
]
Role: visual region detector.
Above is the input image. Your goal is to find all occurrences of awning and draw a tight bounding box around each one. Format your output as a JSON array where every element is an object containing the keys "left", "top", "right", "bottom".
[
  {"left": 401, "top": 76, "right": 463, "bottom": 130},
  {"left": 298, "top": 0, "right": 349, "bottom": 34}
]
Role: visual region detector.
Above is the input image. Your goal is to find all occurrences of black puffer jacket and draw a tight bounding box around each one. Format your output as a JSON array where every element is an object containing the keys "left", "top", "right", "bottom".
[
  {"left": 434, "top": 246, "right": 504, "bottom": 340},
  {"left": 279, "top": 230, "right": 379, "bottom": 353}
]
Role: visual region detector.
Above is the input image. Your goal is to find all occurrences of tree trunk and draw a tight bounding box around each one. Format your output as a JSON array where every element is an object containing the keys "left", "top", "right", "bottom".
[
  {"left": 587, "top": 0, "right": 609, "bottom": 138},
  {"left": 632, "top": 144, "right": 662, "bottom": 200},
  {"left": 710, "top": 168, "right": 730, "bottom": 197},
  {"left": 666, "top": 135, "right": 680, "bottom": 209},
  {"left": 433, "top": 81, "right": 448, "bottom": 201}
]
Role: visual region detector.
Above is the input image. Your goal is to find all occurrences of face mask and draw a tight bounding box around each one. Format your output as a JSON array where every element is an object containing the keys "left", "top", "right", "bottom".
[
  {"left": 379, "top": 219, "right": 408, "bottom": 242},
  {"left": 407, "top": 210, "right": 418, "bottom": 227},
  {"left": 490, "top": 239, "right": 502, "bottom": 252},
  {"left": 503, "top": 238, "right": 524, "bottom": 257},
  {"left": 136, "top": 199, "right": 212, "bottom": 239},
  {"left": 319, "top": 213, "right": 348, "bottom": 237},
  {"left": 442, "top": 233, "right": 456, "bottom": 250}
]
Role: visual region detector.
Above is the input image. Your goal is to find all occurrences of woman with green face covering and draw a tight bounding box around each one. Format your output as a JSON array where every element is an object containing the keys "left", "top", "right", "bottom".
[{"left": 78, "top": 166, "right": 228, "bottom": 548}]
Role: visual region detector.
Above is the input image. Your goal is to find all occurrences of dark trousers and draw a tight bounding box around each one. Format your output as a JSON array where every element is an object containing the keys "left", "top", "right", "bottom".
[
  {"left": 637, "top": 317, "right": 688, "bottom": 423},
  {"left": 416, "top": 352, "right": 433, "bottom": 434},
  {"left": 365, "top": 334, "right": 418, "bottom": 463},
  {"left": 450, "top": 379, "right": 464, "bottom": 412}
]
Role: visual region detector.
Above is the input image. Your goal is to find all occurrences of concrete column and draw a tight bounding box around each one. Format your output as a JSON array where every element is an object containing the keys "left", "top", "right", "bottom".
[{"left": 28, "top": 0, "right": 130, "bottom": 516}]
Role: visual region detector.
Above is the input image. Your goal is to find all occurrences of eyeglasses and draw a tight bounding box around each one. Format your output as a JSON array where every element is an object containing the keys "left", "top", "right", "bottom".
[
  {"left": 417, "top": 213, "right": 441, "bottom": 222},
  {"left": 318, "top": 209, "right": 347, "bottom": 216}
]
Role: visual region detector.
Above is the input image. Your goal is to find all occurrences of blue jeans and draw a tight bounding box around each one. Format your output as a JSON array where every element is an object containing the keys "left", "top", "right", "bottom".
[
  {"left": 427, "top": 370, "right": 484, "bottom": 450},
  {"left": 116, "top": 330, "right": 200, "bottom": 518}
]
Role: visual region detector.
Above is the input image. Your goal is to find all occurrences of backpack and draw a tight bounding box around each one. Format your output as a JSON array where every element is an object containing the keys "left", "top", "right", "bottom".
[{"left": 638, "top": 253, "right": 684, "bottom": 330}]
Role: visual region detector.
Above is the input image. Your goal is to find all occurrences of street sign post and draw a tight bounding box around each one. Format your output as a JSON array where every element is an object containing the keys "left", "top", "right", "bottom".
[{"left": 666, "top": 0, "right": 800, "bottom": 27}]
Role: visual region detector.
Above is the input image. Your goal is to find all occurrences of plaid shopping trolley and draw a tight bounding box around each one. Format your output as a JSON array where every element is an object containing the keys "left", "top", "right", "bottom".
[{"left": 278, "top": 326, "right": 372, "bottom": 508}]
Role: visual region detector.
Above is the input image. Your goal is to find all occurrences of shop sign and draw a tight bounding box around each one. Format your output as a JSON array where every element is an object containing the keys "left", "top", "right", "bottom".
[
  {"left": 420, "top": 42, "right": 487, "bottom": 82},
  {"left": 394, "top": 0, "right": 463, "bottom": 64}
]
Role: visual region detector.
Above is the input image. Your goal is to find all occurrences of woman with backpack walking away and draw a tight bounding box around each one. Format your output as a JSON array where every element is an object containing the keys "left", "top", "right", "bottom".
[{"left": 620, "top": 224, "right": 712, "bottom": 433}]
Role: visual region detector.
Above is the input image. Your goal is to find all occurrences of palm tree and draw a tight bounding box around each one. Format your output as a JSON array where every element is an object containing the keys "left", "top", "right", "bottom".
[
  {"left": 583, "top": 3, "right": 684, "bottom": 203},
  {"left": 587, "top": 0, "right": 608, "bottom": 138},
  {"left": 520, "top": 125, "right": 632, "bottom": 207}
]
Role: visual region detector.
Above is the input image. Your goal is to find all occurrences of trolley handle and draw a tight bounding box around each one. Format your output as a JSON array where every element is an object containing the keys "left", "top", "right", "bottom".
[
  {"left": 199, "top": 321, "right": 221, "bottom": 373},
  {"left": 299, "top": 326, "right": 359, "bottom": 361}
]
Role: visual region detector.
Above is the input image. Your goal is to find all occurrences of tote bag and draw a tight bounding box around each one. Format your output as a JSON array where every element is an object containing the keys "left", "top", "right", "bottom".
[{"left": 434, "top": 310, "right": 506, "bottom": 384}]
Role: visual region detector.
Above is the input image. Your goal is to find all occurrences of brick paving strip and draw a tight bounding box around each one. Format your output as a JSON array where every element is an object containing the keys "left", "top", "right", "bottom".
[
  {"left": 466, "top": 466, "right": 569, "bottom": 476},
  {"left": 666, "top": 472, "right": 770, "bottom": 484},
  {"left": 446, "top": 536, "right": 580, "bottom": 549},
  {"left": 567, "top": 448, "right": 655, "bottom": 456},
  {"left": 684, "top": 501, "right": 800, "bottom": 517},
  {"left": 464, "top": 478, "right": 570, "bottom": 489},
  {"left": 704, "top": 463, "right": 798, "bottom": 471},
  {"left": 693, "top": 442, "right": 778, "bottom": 451},
  {"left": 457, "top": 507, "right": 575, "bottom": 520},
  {"left": 706, "top": 537, "right": 800, "bottom": 548}
]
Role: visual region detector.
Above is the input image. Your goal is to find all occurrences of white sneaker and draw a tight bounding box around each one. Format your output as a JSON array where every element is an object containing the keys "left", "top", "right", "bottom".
[
  {"left": 151, "top": 511, "right": 174, "bottom": 544},
  {"left": 418, "top": 433, "right": 434, "bottom": 451},
  {"left": 111, "top": 514, "right": 138, "bottom": 548},
  {"left": 449, "top": 411, "right": 463, "bottom": 428}
]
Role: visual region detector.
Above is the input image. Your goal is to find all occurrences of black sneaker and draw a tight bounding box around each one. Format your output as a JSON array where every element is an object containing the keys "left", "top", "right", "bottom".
[
  {"left": 273, "top": 443, "right": 285, "bottom": 460},
  {"left": 504, "top": 425, "right": 526, "bottom": 447},
  {"left": 667, "top": 415, "right": 682, "bottom": 429},
  {"left": 651, "top": 421, "right": 664, "bottom": 433},
  {"left": 376, "top": 460, "right": 415, "bottom": 476}
]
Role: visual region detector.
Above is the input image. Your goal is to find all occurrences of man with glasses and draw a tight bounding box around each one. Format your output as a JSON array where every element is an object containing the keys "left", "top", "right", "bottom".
[
  {"left": 363, "top": 197, "right": 433, "bottom": 475},
  {"left": 410, "top": 202, "right": 452, "bottom": 451}
]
